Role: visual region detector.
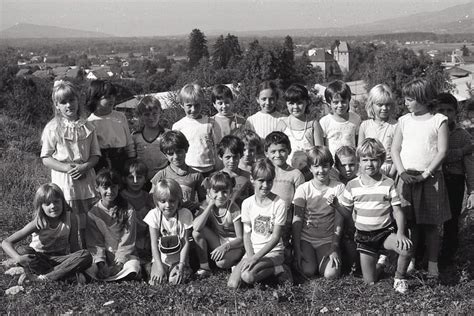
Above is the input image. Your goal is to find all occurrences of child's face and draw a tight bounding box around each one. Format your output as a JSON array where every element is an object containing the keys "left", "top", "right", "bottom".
[
  {"left": 436, "top": 103, "right": 456, "bottom": 125},
  {"left": 55, "top": 96, "right": 78, "bottom": 121},
  {"left": 165, "top": 149, "right": 187, "bottom": 168},
  {"left": 337, "top": 155, "right": 358, "bottom": 181},
  {"left": 286, "top": 100, "right": 307, "bottom": 119},
  {"left": 266, "top": 143, "right": 289, "bottom": 167},
  {"left": 310, "top": 163, "right": 331, "bottom": 183},
  {"left": 141, "top": 109, "right": 161, "bottom": 128},
  {"left": 330, "top": 95, "right": 350, "bottom": 116},
  {"left": 41, "top": 197, "right": 64, "bottom": 219},
  {"left": 373, "top": 102, "right": 392, "bottom": 121},
  {"left": 97, "top": 95, "right": 115, "bottom": 114},
  {"left": 181, "top": 100, "right": 202, "bottom": 119},
  {"left": 213, "top": 98, "right": 234, "bottom": 117},
  {"left": 257, "top": 89, "right": 277, "bottom": 114},
  {"left": 252, "top": 177, "right": 273, "bottom": 198},
  {"left": 404, "top": 97, "right": 425, "bottom": 114},
  {"left": 125, "top": 171, "right": 146, "bottom": 193},
  {"left": 208, "top": 188, "right": 231, "bottom": 208},
  {"left": 359, "top": 156, "right": 382, "bottom": 177},
  {"left": 221, "top": 148, "right": 241, "bottom": 172},
  {"left": 98, "top": 184, "right": 119, "bottom": 204},
  {"left": 156, "top": 196, "right": 179, "bottom": 218},
  {"left": 242, "top": 144, "right": 257, "bottom": 165}
]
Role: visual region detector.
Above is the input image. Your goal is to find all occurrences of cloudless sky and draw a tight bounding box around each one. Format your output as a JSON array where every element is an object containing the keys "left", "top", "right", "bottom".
[{"left": 0, "top": 0, "right": 470, "bottom": 37}]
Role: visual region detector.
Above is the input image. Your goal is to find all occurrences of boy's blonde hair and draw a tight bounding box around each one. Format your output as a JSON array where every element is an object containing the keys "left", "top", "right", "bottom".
[
  {"left": 307, "top": 146, "right": 334, "bottom": 167},
  {"left": 179, "top": 83, "right": 204, "bottom": 104},
  {"left": 152, "top": 179, "right": 183, "bottom": 208},
  {"left": 136, "top": 95, "right": 162, "bottom": 116},
  {"left": 356, "top": 138, "right": 386, "bottom": 164},
  {"left": 366, "top": 84, "right": 394, "bottom": 119}
]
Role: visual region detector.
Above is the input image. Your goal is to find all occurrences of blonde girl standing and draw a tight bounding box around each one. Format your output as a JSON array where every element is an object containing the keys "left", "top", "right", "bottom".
[
  {"left": 41, "top": 80, "right": 101, "bottom": 243},
  {"left": 358, "top": 84, "right": 398, "bottom": 177},
  {"left": 278, "top": 83, "right": 324, "bottom": 180},
  {"left": 1, "top": 184, "right": 92, "bottom": 282},
  {"left": 391, "top": 78, "right": 450, "bottom": 278}
]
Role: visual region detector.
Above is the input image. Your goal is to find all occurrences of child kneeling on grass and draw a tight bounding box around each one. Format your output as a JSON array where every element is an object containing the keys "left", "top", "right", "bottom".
[
  {"left": 228, "top": 158, "right": 291, "bottom": 288},
  {"left": 330, "top": 138, "right": 413, "bottom": 294},
  {"left": 2, "top": 183, "right": 92, "bottom": 283},
  {"left": 144, "top": 179, "right": 193, "bottom": 285}
]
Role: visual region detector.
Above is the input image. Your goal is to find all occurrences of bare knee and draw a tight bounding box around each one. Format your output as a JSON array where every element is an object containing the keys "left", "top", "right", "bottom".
[
  {"left": 216, "top": 259, "right": 231, "bottom": 269},
  {"left": 192, "top": 229, "right": 203, "bottom": 240},
  {"left": 241, "top": 270, "right": 255, "bottom": 284}
]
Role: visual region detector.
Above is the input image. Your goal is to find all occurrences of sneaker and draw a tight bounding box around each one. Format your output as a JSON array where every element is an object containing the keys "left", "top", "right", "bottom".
[
  {"left": 393, "top": 278, "right": 409, "bottom": 294},
  {"left": 195, "top": 269, "right": 211, "bottom": 278}
]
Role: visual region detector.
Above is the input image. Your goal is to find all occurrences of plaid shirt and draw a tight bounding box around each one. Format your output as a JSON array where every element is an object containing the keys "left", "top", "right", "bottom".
[{"left": 444, "top": 124, "right": 474, "bottom": 194}]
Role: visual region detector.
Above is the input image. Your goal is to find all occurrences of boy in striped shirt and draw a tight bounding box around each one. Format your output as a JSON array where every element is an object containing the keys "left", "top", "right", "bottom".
[{"left": 328, "top": 138, "right": 412, "bottom": 294}]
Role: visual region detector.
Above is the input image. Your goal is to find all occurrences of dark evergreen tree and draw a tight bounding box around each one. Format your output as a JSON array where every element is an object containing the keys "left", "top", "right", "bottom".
[{"left": 187, "top": 29, "right": 209, "bottom": 69}]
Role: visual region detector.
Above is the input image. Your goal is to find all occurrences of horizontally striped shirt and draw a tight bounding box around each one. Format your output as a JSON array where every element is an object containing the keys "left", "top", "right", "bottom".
[
  {"left": 245, "top": 111, "right": 286, "bottom": 139},
  {"left": 339, "top": 175, "right": 400, "bottom": 231}
]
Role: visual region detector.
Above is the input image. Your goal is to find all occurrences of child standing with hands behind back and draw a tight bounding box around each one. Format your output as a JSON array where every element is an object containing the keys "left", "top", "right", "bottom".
[
  {"left": 172, "top": 83, "right": 217, "bottom": 175},
  {"left": 41, "top": 80, "right": 101, "bottom": 243},
  {"left": 86, "top": 80, "right": 135, "bottom": 173},
  {"left": 320, "top": 80, "right": 361, "bottom": 157},
  {"left": 391, "top": 78, "right": 450, "bottom": 278}
]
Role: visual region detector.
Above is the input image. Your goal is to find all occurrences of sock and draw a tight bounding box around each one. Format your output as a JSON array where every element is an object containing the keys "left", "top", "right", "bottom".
[
  {"left": 428, "top": 261, "right": 439, "bottom": 275},
  {"left": 200, "top": 263, "right": 210, "bottom": 270},
  {"left": 274, "top": 265, "right": 284, "bottom": 275}
]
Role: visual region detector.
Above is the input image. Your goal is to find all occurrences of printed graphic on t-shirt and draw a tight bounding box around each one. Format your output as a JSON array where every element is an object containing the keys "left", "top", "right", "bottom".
[{"left": 254, "top": 215, "right": 273, "bottom": 236}]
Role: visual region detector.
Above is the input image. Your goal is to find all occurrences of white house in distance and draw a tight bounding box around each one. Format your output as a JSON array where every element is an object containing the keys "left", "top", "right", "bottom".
[{"left": 308, "top": 40, "right": 350, "bottom": 79}]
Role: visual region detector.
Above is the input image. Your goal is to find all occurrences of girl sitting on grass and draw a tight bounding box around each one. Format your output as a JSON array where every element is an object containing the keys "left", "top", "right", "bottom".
[
  {"left": 85, "top": 169, "right": 140, "bottom": 281},
  {"left": 2, "top": 183, "right": 92, "bottom": 283},
  {"left": 193, "top": 172, "right": 244, "bottom": 277},
  {"left": 144, "top": 179, "right": 193, "bottom": 285}
]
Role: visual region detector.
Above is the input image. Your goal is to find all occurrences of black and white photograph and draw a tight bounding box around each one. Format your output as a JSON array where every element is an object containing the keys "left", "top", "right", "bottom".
[{"left": 1, "top": 0, "right": 473, "bottom": 313}]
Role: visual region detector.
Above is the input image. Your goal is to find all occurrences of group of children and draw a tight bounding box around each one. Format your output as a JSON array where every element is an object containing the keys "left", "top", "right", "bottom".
[{"left": 2, "top": 77, "right": 473, "bottom": 295}]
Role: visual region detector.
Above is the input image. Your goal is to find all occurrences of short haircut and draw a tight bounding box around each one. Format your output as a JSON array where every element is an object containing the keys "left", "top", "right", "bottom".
[
  {"left": 366, "top": 84, "right": 394, "bottom": 119},
  {"left": 264, "top": 131, "right": 291, "bottom": 152},
  {"left": 85, "top": 79, "right": 118, "bottom": 113},
  {"left": 123, "top": 159, "right": 148, "bottom": 177},
  {"left": 160, "top": 130, "right": 189, "bottom": 154},
  {"left": 233, "top": 129, "right": 264, "bottom": 155},
  {"left": 136, "top": 95, "right": 162, "bottom": 116},
  {"left": 179, "top": 83, "right": 204, "bottom": 104},
  {"left": 325, "top": 80, "right": 352, "bottom": 104},
  {"left": 96, "top": 169, "right": 122, "bottom": 188},
  {"left": 356, "top": 138, "right": 386, "bottom": 164},
  {"left": 402, "top": 78, "right": 437, "bottom": 108},
  {"left": 251, "top": 158, "right": 276, "bottom": 181},
  {"left": 207, "top": 171, "right": 235, "bottom": 191},
  {"left": 435, "top": 92, "right": 458, "bottom": 112},
  {"left": 256, "top": 80, "right": 280, "bottom": 99},
  {"left": 307, "top": 146, "right": 334, "bottom": 167},
  {"left": 152, "top": 179, "right": 183, "bottom": 207},
  {"left": 211, "top": 84, "right": 234, "bottom": 103},
  {"left": 334, "top": 146, "right": 357, "bottom": 167},
  {"left": 217, "top": 135, "right": 244, "bottom": 157}
]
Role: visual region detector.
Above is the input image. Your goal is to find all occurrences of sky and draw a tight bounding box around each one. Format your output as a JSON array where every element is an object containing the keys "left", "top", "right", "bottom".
[{"left": 0, "top": 0, "right": 470, "bottom": 37}]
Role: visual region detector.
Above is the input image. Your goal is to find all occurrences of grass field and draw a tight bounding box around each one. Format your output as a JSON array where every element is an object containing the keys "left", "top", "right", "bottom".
[{"left": 1, "top": 115, "right": 473, "bottom": 314}]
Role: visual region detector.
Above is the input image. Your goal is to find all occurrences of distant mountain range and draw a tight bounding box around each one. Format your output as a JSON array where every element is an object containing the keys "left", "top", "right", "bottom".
[
  {"left": 213, "top": 2, "right": 474, "bottom": 37},
  {"left": 0, "top": 23, "right": 113, "bottom": 39},
  {"left": 0, "top": 2, "right": 472, "bottom": 39}
]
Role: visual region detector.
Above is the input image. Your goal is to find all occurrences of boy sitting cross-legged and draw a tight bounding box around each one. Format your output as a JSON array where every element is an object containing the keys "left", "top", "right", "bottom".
[{"left": 330, "top": 138, "right": 413, "bottom": 294}]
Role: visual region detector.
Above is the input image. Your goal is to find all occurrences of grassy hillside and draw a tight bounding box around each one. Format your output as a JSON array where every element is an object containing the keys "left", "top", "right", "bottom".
[{"left": 0, "top": 114, "right": 473, "bottom": 313}]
